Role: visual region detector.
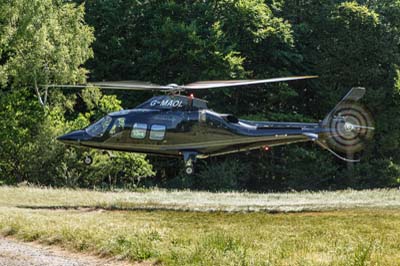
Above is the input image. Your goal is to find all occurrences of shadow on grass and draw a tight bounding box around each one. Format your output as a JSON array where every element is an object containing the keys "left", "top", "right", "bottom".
[{"left": 15, "top": 204, "right": 327, "bottom": 214}]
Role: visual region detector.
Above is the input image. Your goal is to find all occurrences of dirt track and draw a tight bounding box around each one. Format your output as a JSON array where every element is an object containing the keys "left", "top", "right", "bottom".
[{"left": 0, "top": 238, "right": 131, "bottom": 266}]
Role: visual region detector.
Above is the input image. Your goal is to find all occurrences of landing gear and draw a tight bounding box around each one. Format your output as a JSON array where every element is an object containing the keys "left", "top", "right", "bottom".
[
  {"left": 183, "top": 151, "right": 197, "bottom": 175},
  {"left": 102, "top": 150, "right": 115, "bottom": 158},
  {"left": 83, "top": 155, "right": 93, "bottom": 165},
  {"left": 185, "top": 165, "right": 194, "bottom": 175}
]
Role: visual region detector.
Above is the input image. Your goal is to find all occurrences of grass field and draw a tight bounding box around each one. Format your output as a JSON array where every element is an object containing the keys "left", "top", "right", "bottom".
[{"left": 1, "top": 187, "right": 400, "bottom": 265}]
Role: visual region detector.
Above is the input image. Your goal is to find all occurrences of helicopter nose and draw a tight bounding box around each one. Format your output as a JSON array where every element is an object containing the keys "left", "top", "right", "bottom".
[{"left": 57, "top": 130, "right": 90, "bottom": 145}]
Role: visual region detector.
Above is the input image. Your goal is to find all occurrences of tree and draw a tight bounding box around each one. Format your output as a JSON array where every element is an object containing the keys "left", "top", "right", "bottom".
[
  {"left": 270, "top": 0, "right": 400, "bottom": 189},
  {"left": 0, "top": 89, "right": 43, "bottom": 182},
  {"left": 82, "top": 0, "right": 299, "bottom": 113},
  {"left": 3, "top": 0, "right": 400, "bottom": 190},
  {"left": 0, "top": 1, "right": 155, "bottom": 187},
  {"left": 0, "top": 0, "right": 94, "bottom": 105}
]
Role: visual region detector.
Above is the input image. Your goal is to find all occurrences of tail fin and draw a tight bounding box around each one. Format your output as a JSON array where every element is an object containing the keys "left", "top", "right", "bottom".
[
  {"left": 317, "top": 87, "right": 374, "bottom": 161},
  {"left": 321, "top": 87, "right": 366, "bottom": 126}
]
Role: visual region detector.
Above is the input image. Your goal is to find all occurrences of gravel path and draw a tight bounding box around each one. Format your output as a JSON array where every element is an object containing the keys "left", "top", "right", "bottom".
[{"left": 0, "top": 238, "right": 132, "bottom": 266}]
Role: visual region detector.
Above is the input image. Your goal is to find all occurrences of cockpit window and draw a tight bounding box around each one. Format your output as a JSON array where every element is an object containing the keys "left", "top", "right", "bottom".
[
  {"left": 109, "top": 117, "right": 125, "bottom": 135},
  {"left": 86, "top": 116, "right": 112, "bottom": 137}
]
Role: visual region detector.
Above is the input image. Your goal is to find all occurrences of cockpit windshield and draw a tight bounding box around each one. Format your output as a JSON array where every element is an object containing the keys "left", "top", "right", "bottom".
[{"left": 85, "top": 116, "right": 112, "bottom": 137}]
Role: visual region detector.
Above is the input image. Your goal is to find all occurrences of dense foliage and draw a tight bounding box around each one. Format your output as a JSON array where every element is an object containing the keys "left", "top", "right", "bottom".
[{"left": 1, "top": 0, "right": 400, "bottom": 190}]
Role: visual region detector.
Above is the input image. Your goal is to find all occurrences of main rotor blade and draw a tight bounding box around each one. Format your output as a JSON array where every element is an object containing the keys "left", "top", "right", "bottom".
[
  {"left": 182, "top": 76, "right": 318, "bottom": 90},
  {"left": 45, "top": 76, "right": 317, "bottom": 91},
  {"left": 46, "top": 81, "right": 173, "bottom": 91}
]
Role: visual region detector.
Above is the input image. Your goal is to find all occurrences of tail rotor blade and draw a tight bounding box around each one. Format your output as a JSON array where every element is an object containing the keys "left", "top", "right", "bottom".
[{"left": 323, "top": 102, "right": 375, "bottom": 153}]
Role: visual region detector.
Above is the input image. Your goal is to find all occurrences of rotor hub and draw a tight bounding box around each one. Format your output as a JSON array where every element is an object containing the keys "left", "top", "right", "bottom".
[
  {"left": 325, "top": 102, "right": 374, "bottom": 153},
  {"left": 343, "top": 122, "right": 355, "bottom": 132}
]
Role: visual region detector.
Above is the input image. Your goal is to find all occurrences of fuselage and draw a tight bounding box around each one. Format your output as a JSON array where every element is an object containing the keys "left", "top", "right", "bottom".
[
  {"left": 57, "top": 87, "right": 374, "bottom": 168},
  {"left": 58, "top": 95, "right": 322, "bottom": 158}
]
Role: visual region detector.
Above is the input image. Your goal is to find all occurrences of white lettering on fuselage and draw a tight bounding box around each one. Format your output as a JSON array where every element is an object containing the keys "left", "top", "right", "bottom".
[
  {"left": 161, "top": 99, "right": 171, "bottom": 106},
  {"left": 150, "top": 99, "right": 184, "bottom": 108}
]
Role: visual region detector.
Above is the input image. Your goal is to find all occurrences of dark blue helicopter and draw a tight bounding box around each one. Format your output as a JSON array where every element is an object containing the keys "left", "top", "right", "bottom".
[{"left": 56, "top": 76, "right": 374, "bottom": 175}]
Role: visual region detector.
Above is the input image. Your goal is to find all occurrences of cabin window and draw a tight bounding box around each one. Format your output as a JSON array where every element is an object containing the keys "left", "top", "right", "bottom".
[
  {"left": 131, "top": 123, "right": 147, "bottom": 139},
  {"left": 109, "top": 117, "right": 125, "bottom": 135},
  {"left": 150, "top": 125, "right": 166, "bottom": 140}
]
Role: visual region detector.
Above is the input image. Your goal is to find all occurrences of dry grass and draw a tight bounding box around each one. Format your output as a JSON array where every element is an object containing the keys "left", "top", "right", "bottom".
[
  {"left": 0, "top": 187, "right": 400, "bottom": 265},
  {"left": 1, "top": 186, "right": 400, "bottom": 212}
]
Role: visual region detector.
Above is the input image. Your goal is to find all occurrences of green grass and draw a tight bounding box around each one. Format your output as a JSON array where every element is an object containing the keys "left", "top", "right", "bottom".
[{"left": 1, "top": 187, "right": 400, "bottom": 265}]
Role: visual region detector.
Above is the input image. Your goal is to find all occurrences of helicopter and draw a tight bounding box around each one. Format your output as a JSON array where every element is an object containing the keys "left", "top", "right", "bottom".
[{"left": 55, "top": 76, "right": 374, "bottom": 175}]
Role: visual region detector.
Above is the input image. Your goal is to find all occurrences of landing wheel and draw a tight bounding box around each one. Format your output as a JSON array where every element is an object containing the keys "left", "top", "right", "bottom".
[
  {"left": 83, "top": 155, "right": 93, "bottom": 165},
  {"left": 183, "top": 151, "right": 197, "bottom": 175},
  {"left": 185, "top": 166, "right": 194, "bottom": 175}
]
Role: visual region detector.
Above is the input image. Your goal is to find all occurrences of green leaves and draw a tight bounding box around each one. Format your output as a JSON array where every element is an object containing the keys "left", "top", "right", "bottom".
[
  {"left": 0, "top": 89, "right": 44, "bottom": 182},
  {"left": 84, "top": 0, "right": 293, "bottom": 84},
  {"left": 0, "top": 0, "right": 94, "bottom": 105},
  {"left": 3, "top": 0, "right": 400, "bottom": 189}
]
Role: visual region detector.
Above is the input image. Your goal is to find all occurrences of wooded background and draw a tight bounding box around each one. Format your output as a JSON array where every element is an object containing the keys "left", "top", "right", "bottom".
[{"left": 1, "top": 0, "right": 400, "bottom": 191}]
